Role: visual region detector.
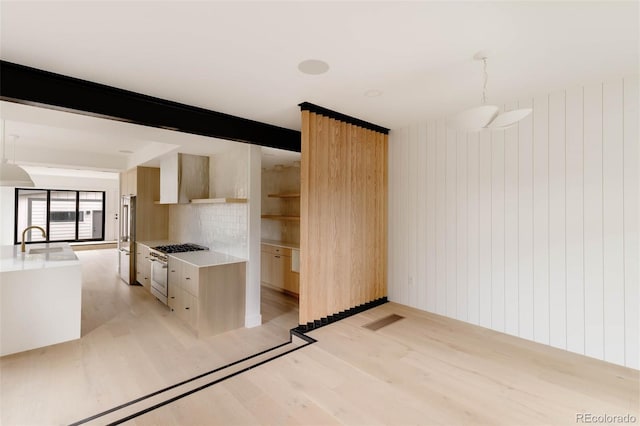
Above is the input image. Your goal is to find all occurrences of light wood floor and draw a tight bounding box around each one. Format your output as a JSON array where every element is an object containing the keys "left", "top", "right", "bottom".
[
  {"left": 0, "top": 249, "right": 299, "bottom": 425},
  {"left": 1, "top": 249, "right": 638, "bottom": 425}
]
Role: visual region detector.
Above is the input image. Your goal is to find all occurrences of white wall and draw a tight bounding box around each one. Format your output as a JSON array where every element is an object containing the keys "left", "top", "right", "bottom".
[
  {"left": 168, "top": 145, "right": 250, "bottom": 258},
  {"left": 388, "top": 76, "right": 638, "bottom": 369},
  {"left": 0, "top": 172, "right": 119, "bottom": 245}
]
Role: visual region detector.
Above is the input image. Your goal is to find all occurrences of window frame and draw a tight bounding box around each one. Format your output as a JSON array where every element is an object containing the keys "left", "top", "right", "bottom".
[{"left": 14, "top": 188, "right": 106, "bottom": 245}]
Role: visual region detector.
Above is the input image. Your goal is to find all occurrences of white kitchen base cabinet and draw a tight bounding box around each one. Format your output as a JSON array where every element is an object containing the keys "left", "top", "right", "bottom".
[
  {"left": 0, "top": 244, "right": 82, "bottom": 357},
  {"left": 168, "top": 256, "right": 245, "bottom": 337}
]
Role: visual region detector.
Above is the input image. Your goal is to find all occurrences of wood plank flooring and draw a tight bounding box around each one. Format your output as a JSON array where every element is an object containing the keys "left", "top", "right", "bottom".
[
  {"left": 1, "top": 249, "right": 637, "bottom": 425},
  {"left": 0, "top": 249, "right": 299, "bottom": 425}
]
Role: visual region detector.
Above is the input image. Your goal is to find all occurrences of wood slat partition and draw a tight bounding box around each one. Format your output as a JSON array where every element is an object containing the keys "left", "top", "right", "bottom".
[{"left": 299, "top": 103, "right": 388, "bottom": 326}]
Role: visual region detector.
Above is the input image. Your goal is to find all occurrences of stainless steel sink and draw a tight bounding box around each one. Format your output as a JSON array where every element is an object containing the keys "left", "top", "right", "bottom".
[{"left": 29, "top": 247, "right": 64, "bottom": 254}]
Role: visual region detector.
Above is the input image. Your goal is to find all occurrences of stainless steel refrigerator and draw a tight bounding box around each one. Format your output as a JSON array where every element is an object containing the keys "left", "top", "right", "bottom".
[{"left": 118, "top": 195, "right": 136, "bottom": 285}]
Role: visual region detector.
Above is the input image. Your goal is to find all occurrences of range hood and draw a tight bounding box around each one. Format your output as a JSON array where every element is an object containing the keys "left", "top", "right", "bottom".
[{"left": 159, "top": 153, "right": 209, "bottom": 204}]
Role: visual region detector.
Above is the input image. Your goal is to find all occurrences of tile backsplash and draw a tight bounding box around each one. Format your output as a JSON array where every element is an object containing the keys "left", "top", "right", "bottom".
[{"left": 169, "top": 202, "right": 247, "bottom": 258}]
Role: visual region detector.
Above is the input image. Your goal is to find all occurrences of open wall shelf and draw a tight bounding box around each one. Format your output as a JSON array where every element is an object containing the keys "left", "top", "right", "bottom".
[{"left": 261, "top": 215, "right": 300, "bottom": 221}]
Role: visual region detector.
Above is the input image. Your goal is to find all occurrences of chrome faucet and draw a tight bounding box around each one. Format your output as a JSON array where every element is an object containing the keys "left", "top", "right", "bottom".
[{"left": 21, "top": 226, "right": 47, "bottom": 252}]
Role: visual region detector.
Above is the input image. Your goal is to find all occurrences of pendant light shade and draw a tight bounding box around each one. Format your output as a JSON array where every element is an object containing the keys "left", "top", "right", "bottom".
[
  {"left": 448, "top": 105, "right": 499, "bottom": 131},
  {"left": 449, "top": 52, "right": 531, "bottom": 131},
  {"left": 1, "top": 160, "right": 35, "bottom": 187},
  {"left": 0, "top": 121, "right": 34, "bottom": 187},
  {"left": 487, "top": 108, "right": 533, "bottom": 129}
]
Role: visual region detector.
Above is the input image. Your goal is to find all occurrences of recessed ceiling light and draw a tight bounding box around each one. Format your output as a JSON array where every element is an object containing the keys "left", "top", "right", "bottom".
[
  {"left": 298, "top": 59, "right": 330, "bottom": 75},
  {"left": 119, "top": 150, "right": 133, "bottom": 154},
  {"left": 364, "top": 89, "right": 383, "bottom": 97}
]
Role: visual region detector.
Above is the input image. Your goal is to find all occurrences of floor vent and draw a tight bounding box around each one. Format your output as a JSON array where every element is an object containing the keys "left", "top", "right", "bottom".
[{"left": 362, "top": 314, "right": 404, "bottom": 331}]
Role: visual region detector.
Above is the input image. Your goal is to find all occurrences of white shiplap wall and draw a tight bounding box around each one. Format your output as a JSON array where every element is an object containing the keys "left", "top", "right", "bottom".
[{"left": 388, "top": 76, "right": 638, "bottom": 369}]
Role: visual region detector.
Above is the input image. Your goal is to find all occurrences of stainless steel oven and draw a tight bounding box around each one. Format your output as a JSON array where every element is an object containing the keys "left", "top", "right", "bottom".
[
  {"left": 148, "top": 243, "right": 207, "bottom": 306},
  {"left": 149, "top": 251, "right": 168, "bottom": 304}
]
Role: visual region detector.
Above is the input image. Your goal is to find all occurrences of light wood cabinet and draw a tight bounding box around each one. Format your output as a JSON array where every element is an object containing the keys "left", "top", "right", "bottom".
[
  {"left": 168, "top": 257, "right": 183, "bottom": 310},
  {"left": 135, "top": 243, "right": 151, "bottom": 290},
  {"left": 168, "top": 256, "right": 245, "bottom": 337},
  {"left": 260, "top": 243, "right": 299, "bottom": 295},
  {"left": 181, "top": 263, "right": 199, "bottom": 297},
  {"left": 284, "top": 267, "right": 300, "bottom": 294},
  {"left": 120, "top": 168, "right": 138, "bottom": 196},
  {"left": 122, "top": 167, "right": 169, "bottom": 286}
]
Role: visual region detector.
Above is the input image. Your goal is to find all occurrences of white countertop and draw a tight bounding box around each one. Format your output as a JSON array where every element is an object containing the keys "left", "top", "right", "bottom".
[
  {"left": 261, "top": 239, "right": 300, "bottom": 250},
  {"left": 0, "top": 243, "right": 80, "bottom": 272},
  {"left": 169, "top": 250, "right": 247, "bottom": 268}
]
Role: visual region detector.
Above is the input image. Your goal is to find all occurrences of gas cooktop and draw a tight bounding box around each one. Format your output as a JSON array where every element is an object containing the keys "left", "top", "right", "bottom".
[{"left": 152, "top": 243, "right": 208, "bottom": 254}]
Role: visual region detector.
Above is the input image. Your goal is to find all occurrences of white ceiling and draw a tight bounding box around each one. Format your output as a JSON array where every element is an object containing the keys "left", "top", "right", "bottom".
[{"left": 0, "top": 1, "right": 637, "bottom": 172}]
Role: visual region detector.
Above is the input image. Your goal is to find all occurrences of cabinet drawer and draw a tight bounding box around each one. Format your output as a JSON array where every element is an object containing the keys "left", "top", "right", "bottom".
[
  {"left": 168, "top": 257, "right": 182, "bottom": 287},
  {"left": 182, "top": 263, "right": 199, "bottom": 297},
  {"left": 272, "top": 246, "right": 291, "bottom": 256},
  {"left": 261, "top": 243, "right": 292, "bottom": 257}
]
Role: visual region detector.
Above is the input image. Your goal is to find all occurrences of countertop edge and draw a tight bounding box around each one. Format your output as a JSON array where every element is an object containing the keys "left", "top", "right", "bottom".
[{"left": 261, "top": 239, "right": 300, "bottom": 250}]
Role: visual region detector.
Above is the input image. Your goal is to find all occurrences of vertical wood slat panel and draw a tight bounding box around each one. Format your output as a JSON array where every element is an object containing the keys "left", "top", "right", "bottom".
[
  {"left": 491, "top": 129, "right": 506, "bottom": 332},
  {"left": 518, "top": 98, "right": 535, "bottom": 341},
  {"left": 478, "top": 130, "right": 492, "bottom": 328},
  {"left": 623, "top": 76, "right": 639, "bottom": 369},
  {"left": 318, "top": 114, "right": 331, "bottom": 320},
  {"left": 435, "top": 120, "right": 447, "bottom": 315},
  {"left": 548, "top": 90, "right": 567, "bottom": 350},
  {"left": 602, "top": 80, "right": 625, "bottom": 365},
  {"left": 456, "top": 131, "right": 468, "bottom": 321},
  {"left": 300, "top": 110, "right": 387, "bottom": 324},
  {"left": 446, "top": 127, "right": 458, "bottom": 317},
  {"left": 467, "top": 132, "right": 480, "bottom": 325},
  {"left": 328, "top": 117, "right": 340, "bottom": 315},
  {"left": 565, "top": 86, "right": 585, "bottom": 355},
  {"left": 426, "top": 123, "right": 437, "bottom": 312},
  {"left": 299, "top": 110, "right": 311, "bottom": 323},
  {"left": 533, "top": 95, "right": 550, "bottom": 344},
  {"left": 583, "top": 83, "right": 605, "bottom": 359},
  {"left": 382, "top": 131, "right": 389, "bottom": 300},
  {"left": 504, "top": 102, "right": 520, "bottom": 336}
]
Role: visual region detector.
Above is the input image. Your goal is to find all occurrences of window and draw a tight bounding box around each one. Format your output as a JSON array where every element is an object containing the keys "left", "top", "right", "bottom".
[{"left": 15, "top": 189, "right": 106, "bottom": 244}]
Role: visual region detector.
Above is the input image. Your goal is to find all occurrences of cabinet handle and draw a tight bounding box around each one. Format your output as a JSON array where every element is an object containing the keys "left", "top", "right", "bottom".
[
  {"left": 170, "top": 296, "right": 175, "bottom": 299},
  {"left": 186, "top": 277, "right": 191, "bottom": 280},
  {"left": 171, "top": 270, "right": 176, "bottom": 272},
  {"left": 185, "top": 307, "right": 190, "bottom": 310},
  {"left": 274, "top": 255, "right": 280, "bottom": 258}
]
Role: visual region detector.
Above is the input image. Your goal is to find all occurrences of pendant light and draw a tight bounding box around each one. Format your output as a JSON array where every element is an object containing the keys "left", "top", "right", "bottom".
[
  {"left": 448, "top": 52, "right": 531, "bottom": 131},
  {"left": 0, "top": 120, "right": 34, "bottom": 187}
]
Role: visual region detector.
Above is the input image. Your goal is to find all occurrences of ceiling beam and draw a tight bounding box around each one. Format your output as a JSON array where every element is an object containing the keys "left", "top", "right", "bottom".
[{"left": 0, "top": 60, "right": 301, "bottom": 152}]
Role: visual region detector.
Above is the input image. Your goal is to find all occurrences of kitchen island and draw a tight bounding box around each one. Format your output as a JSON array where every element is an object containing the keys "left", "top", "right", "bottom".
[{"left": 0, "top": 243, "right": 81, "bottom": 356}]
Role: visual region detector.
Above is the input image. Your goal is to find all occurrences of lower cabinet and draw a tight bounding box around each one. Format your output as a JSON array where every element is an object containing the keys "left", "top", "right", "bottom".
[
  {"left": 168, "top": 256, "right": 245, "bottom": 337},
  {"left": 260, "top": 243, "right": 299, "bottom": 295},
  {"left": 135, "top": 243, "right": 151, "bottom": 290}
]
